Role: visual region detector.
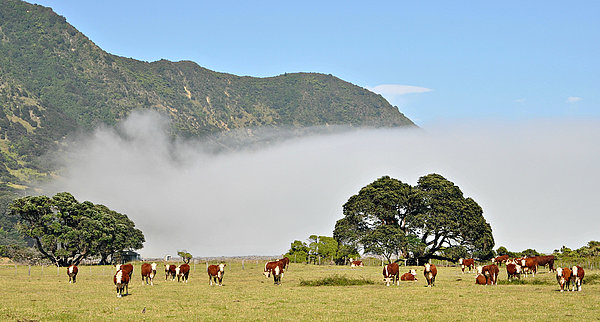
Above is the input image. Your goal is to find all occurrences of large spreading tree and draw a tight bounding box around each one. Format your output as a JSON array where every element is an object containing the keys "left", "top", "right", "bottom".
[
  {"left": 333, "top": 174, "right": 494, "bottom": 263},
  {"left": 10, "top": 192, "right": 144, "bottom": 266}
]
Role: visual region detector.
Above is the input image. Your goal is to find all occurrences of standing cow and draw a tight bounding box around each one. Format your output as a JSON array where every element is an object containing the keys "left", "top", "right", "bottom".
[
  {"left": 67, "top": 264, "right": 78, "bottom": 283},
  {"left": 400, "top": 269, "right": 418, "bottom": 281},
  {"left": 207, "top": 263, "right": 226, "bottom": 286},
  {"left": 114, "top": 269, "right": 130, "bottom": 298},
  {"left": 141, "top": 263, "right": 157, "bottom": 286},
  {"left": 176, "top": 264, "right": 190, "bottom": 283},
  {"left": 534, "top": 255, "right": 555, "bottom": 272},
  {"left": 571, "top": 265, "right": 585, "bottom": 292},
  {"left": 165, "top": 264, "right": 176, "bottom": 281},
  {"left": 506, "top": 262, "right": 521, "bottom": 281},
  {"left": 264, "top": 261, "right": 284, "bottom": 285},
  {"left": 383, "top": 263, "right": 400, "bottom": 286},
  {"left": 481, "top": 264, "right": 499, "bottom": 285},
  {"left": 492, "top": 255, "right": 509, "bottom": 266},
  {"left": 459, "top": 258, "right": 475, "bottom": 273},
  {"left": 116, "top": 263, "right": 134, "bottom": 279},
  {"left": 520, "top": 258, "right": 537, "bottom": 277},
  {"left": 556, "top": 267, "right": 572, "bottom": 292},
  {"left": 424, "top": 263, "right": 437, "bottom": 287}
]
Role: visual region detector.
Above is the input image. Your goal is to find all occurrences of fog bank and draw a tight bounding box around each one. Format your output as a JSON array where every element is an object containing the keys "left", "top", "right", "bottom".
[{"left": 44, "top": 112, "right": 600, "bottom": 257}]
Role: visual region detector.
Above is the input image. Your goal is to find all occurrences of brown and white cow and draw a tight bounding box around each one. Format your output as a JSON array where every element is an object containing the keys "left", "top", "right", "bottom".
[
  {"left": 556, "top": 267, "right": 572, "bottom": 292},
  {"left": 481, "top": 264, "right": 499, "bottom": 285},
  {"left": 492, "top": 255, "right": 509, "bottom": 266},
  {"left": 165, "top": 264, "right": 177, "bottom": 281},
  {"left": 141, "top": 263, "right": 157, "bottom": 286},
  {"left": 506, "top": 262, "right": 521, "bottom": 281},
  {"left": 116, "top": 263, "right": 134, "bottom": 279},
  {"left": 114, "top": 269, "right": 130, "bottom": 298},
  {"left": 67, "top": 264, "right": 78, "bottom": 283},
  {"left": 207, "top": 263, "right": 226, "bottom": 286},
  {"left": 534, "top": 255, "right": 555, "bottom": 272},
  {"left": 264, "top": 261, "right": 284, "bottom": 285},
  {"left": 279, "top": 257, "right": 290, "bottom": 270},
  {"left": 350, "top": 260, "right": 364, "bottom": 268},
  {"left": 459, "top": 258, "right": 475, "bottom": 273},
  {"left": 571, "top": 265, "right": 585, "bottom": 292},
  {"left": 176, "top": 263, "right": 190, "bottom": 283},
  {"left": 475, "top": 274, "right": 487, "bottom": 285},
  {"left": 383, "top": 262, "right": 400, "bottom": 286},
  {"left": 424, "top": 263, "right": 437, "bottom": 287},
  {"left": 400, "top": 269, "right": 418, "bottom": 281},
  {"left": 520, "top": 257, "right": 537, "bottom": 277}
]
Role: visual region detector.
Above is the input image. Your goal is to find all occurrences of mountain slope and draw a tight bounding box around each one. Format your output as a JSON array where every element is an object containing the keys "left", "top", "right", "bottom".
[{"left": 0, "top": 0, "right": 415, "bottom": 191}]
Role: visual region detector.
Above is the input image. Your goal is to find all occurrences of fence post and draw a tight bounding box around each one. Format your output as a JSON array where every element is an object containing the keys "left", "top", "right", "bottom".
[
  {"left": 15, "top": 264, "right": 17, "bottom": 275},
  {"left": 41, "top": 264, "right": 44, "bottom": 277},
  {"left": 242, "top": 260, "right": 245, "bottom": 270},
  {"left": 28, "top": 265, "right": 31, "bottom": 278},
  {"left": 57, "top": 265, "right": 59, "bottom": 276}
]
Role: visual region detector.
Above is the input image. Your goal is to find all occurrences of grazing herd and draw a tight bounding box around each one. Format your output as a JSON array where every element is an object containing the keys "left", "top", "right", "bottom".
[{"left": 63, "top": 254, "right": 588, "bottom": 297}]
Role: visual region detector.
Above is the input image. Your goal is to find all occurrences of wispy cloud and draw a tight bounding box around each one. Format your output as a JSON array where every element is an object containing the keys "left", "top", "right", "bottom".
[
  {"left": 566, "top": 96, "right": 582, "bottom": 104},
  {"left": 368, "top": 84, "right": 432, "bottom": 96}
]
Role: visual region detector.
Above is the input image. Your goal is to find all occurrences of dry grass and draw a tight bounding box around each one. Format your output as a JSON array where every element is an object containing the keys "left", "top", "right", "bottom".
[{"left": 0, "top": 262, "right": 598, "bottom": 320}]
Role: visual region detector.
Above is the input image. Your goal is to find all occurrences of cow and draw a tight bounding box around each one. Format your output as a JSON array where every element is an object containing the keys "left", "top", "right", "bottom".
[
  {"left": 67, "top": 264, "right": 78, "bottom": 283},
  {"left": 207, "top": 263, "right": 226, "bottom": 286},
  {"left": 400, "top": 269, "right": 418, "bottom": 281},
  {"left": 263, "top": 261, "right": 284, "bottom": 285},
  {"left": 424, "top": 263, "right": 437, "bottom": 287},
  {"left": 459, "top": 258, "right": 475, "bottom": 273},
  {"left": 506, "top": 262, "right": 521, "bottom": 281},
  {"left": 116, "top": 263, "right": 134, "bottom": 279},
  {"left": 534, "top": 255, "right": 555, "bottom": 272},
  {"left": 351, "top": 261, "right": 364, "bottom": 267},
  {"left": 481, "top": 264, "right": 499, "bottom": 285},
  {"left": 279, "top": 257, "right": 290, "bottom": 270},
  {"left": 176, "top": 263, "right": 190, "bottom": 283},
  {"left": 383, "top": 263, "right": 400, "bottom": 286},
  {"left": 571, "top": 265, "right": 585, "bottom": 292},
  {"left": 556, "top": 267, "right": 572, "bottom": 292},
  {"left": 492, "top": 255, "right": 509, "bottom": 266},
  {"left": 520, "top": 257, "right": 537, "bottom": 277},
  {"left": 114, "top": 269, "right": 130, "bottom": 298},
  {"left": 165, "top": 264, "right": 177, "bottom": 281},
  {"left": 141, "top": 263, "right": 157, "bottom": 286},
  {"left": 475, "top": 274, "right": 487, "bottom": 285}
]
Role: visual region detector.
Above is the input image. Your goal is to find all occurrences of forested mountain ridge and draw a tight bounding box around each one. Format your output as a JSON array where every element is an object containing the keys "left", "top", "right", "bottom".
[{"left": 0, "top": 0, "right": 415, "bottom": 193}]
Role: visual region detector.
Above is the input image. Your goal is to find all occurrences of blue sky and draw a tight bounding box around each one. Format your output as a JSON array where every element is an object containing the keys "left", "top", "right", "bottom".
[{"left": 34, "top": 0, "right": 599, "bottom": 126}]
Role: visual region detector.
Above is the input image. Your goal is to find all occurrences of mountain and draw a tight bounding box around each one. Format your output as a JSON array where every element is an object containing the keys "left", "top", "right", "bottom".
[{"left": 0, "top": 0, "right": 415, "bottom": 193}]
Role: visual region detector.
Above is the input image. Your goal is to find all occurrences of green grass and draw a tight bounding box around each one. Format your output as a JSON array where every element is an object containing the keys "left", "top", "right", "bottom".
[
  {"left": 0, "top": 263, "right": 599, "bottom": 320},
  {"left": 299, "top": 274, "right": 375, "bottom": 286}
]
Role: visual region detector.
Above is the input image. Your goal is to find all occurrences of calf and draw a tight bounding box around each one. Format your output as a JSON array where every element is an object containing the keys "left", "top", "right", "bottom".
[
  {"left": 556, "top": 267, "right": 572, "bottom": 292},
  {"left": 520, "top": 257, "right": 537, "bottom": 277},
  {"left": 475, "top": 274, "right": 487, "bottom": 285},
  {"left": 141, "top": 263, "right": 157, "bottom": 286},
  {"left": 492, "top": 255, "right": 509, "bottom": 266},
  {"left": 400, "top": 269, "right": 418, "bottom": 281},
  {"left": 459, "top": 258, "right": 475, "bottom": 273},
  {"left": 383, "top": 263, "right": 400, "bottom": 286},
  {"left": 207, "top": 263, "right": 226, "bottom": 286},
  {"left": 263, "top": 261, "right": 284, "bottom": 285},
  {"left": 424, "top": 263, "right": 437, "bottom": 287},
  {"left": 571, "top": 265, "right": 585, "bottom": 292},
  {"left": 114, "top": 269, "right": 130, "bottom": 298},
  {"left": 67, "top": 264, "right": 78, "bottom": 283},
  {"left": 481, "top": 264, "right": 499, "bottom": 285},
  {"left": 506, "top": 263, "right": 521, "bottom": 281},
  {"left": 165, "top": 264, "right": 176, "bottom": 281},
  {"left": 177, "top": 264, "right": 190, "bottom": 283}
]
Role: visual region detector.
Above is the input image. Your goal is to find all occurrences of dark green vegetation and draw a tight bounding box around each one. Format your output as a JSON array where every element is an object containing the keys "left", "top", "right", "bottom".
[
  {"left": 299, "top": 274, "right": 375, "bottom": 286},
  {"left": 334, "top": 174, "right": 495, "bottom": 263},
  {"left": 0, "top": 0, "right": 414, "bottom": 191},
  {"left": 9, "top": 192, "right": 144, "bottom": 266}
]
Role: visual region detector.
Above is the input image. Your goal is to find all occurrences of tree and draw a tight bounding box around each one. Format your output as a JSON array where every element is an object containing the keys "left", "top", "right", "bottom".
[
  {"left": 333, "top": 174, "right": 495, "bottom": 262},
  {"left": 178, "top": 251, "right": 192, "bottom": 264},
  {"left": 285, "top": 240, "right": 309, "bottom": 263},
  {"left": 10, "top": 192, "right": 144, "bottom": 266}
]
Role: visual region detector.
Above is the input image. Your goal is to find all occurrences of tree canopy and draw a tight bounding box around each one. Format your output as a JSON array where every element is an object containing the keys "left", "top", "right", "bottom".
[
  {"left": 10, "top": 192, "right": 144, "bottom": 266},
  {"left": 333, "top": 174, "right": 494, "bottom": 263}
]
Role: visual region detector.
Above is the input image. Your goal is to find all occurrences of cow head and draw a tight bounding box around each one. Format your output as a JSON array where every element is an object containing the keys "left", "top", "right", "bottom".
[
  {"left": 572, "top": 266, "right": 578, "bottom": 277},
  {"left": 410, "top": 269, "right": 417, "bottom": 276},
  {"left": 476, "top": 265, "right": 483, "bottom": 274},
  {"left": 424, "top": 263, "right": 430, "bottom": 272},
  {"left": 459, "top": 258, "right": 463, "bottom": 265},
  {"left": 115, "top": 264, "right": 121, "bottom": 271},
  {"left": 264, "top": 263, "right": 271, "bottom": 278},
  {"left": 175, "top": 266, "right": 181, "bottom": 276}
]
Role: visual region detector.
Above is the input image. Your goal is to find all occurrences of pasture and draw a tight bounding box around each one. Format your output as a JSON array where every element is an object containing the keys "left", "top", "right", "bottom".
[{"left": 0, "top": 262, "right": 598, "bottom": 320}]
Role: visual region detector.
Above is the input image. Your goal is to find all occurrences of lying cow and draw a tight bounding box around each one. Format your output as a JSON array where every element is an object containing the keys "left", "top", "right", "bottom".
[
  {"left": 571, "top": 265, "right": 585, "bottom": 292},
  {"left": 459, "top": 258, "right": 475, "bottom": 273},
  {"left": 556, "top": 267, "right": 572, "bottom": 292},
  {"left": 67, "top": 264, "right": 78, "bottom": 283},
  {"left": 475, "top": 274, "right": 487, "bottom": 285},
  {"left": 383, "top": 263, "right": 399, "bottom": 286},
  {"left": 208, "top": 263, "right": 226, "bottom": 286},
  {"left": 400, "top": 269, "right": 418, "bottom": 281},
  {"left": 114, "top": 269, "right": 130, "bottom": 298},
  {"left": 424, "top": 263, "right": 437, "bottom": 287},
  {"left": 141, "top": 263, "right": 157, "bottom": 285}
]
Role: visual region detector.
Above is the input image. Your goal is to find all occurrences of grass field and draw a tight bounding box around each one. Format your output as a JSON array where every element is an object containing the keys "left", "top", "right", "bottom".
[{"left": 1, "top": 262, "right": 598, "bottom": 320}]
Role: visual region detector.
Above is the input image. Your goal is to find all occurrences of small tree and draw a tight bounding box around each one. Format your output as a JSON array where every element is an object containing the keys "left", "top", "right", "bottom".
[
  {"left": 286, "top": 240, "right": 309, "bottom": 263},
  {"left": 178, "top": 251, "right": 192, "bottom": 264}
]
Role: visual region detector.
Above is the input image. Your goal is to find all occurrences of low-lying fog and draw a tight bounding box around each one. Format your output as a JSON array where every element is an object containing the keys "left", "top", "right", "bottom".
[{"left": 43, "top": 111, "right": 600, "bottom": 257}]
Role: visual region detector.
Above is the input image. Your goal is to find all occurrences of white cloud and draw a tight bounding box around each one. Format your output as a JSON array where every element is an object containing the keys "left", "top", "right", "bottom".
[
  {"left": 368, "top": 84, "right": 432, "bottom": 96},
  {"left": 567, "top": 96, "right": 582, "bottom": 103}
]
